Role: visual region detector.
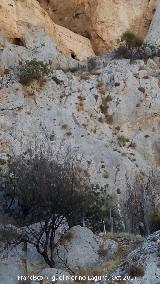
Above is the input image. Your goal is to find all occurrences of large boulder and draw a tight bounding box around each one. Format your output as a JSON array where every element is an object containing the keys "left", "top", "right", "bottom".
[
  {"left": 0, "top": 225, "right": 117, "bottom": 283},
  {"left": 55, "top": 226, "right": 118, "bottom": 271}
]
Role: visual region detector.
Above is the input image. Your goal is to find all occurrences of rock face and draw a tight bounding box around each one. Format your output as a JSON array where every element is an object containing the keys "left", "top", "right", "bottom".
[
  {"left": 146, "top": 0, "right": 160, "bottom": 47},
  {"left": 0, "top": 0, "right": 94, "bottom": 60},
  {"left": 55, "top": 226, "right": 118, "bottom": 270},
  {"left": 0, "top": 0, "right": 158, "bottom": 57},
  {"left": 1, "top": 30, "right": 160, "bottom": 205},
  {"left": 97, "top": 231, "right": 160, "bottom": 284},
  {"left": 38, "top": 0, "right": 156, "bottom": 54}
]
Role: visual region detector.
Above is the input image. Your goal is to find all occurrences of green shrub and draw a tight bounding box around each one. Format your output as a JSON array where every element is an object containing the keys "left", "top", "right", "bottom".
[
  {"left": 18, "top": 59, "right": 51, "bottom": 85},
  {"left": 121, "top": 31, "right": 143, "bottom": 48}
]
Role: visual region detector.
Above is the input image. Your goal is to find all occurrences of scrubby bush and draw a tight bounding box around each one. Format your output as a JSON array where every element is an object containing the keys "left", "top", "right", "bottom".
[
  {"left": 114, "top": 45, "right": 132, "bottom": 59},
  {"left": 18, "top": 59, "right": 51, "bottom": 85},
  {"left": 114, "top": 31, "right": 159, "bottom": 60},
  {"left": 97, "top": 244, "right": 108, "bottom": 257},
  {"left": 114, "top": 44, "right": 157, "bottom": 60},
  {"left": 121, "top": 31, "right": 143, "bottom": 49}
]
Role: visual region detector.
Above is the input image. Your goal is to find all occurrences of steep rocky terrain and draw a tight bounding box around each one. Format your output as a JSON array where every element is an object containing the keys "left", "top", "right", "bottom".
[
  {"left": 97, "top": 231, "right": 160, "bottom": 284},
  {"left": 38, "top": 0, "right": 156, "bottom": 54},
  {"left": 1, "top": 28, "right": 160, "bottom": 205}
]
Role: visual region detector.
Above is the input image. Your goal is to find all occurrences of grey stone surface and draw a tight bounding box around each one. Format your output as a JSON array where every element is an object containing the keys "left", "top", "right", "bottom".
[
  {"left": 55, "top": 225, "right": 118, "bottom": 270},
  {"left": 146, "top": 1, "right": 160, "bottom": 47}
]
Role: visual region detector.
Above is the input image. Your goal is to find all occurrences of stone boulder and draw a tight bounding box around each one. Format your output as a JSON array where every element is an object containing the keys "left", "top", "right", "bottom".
[
  {"left": 55, "top": 225, "right": 118, "bottom": 271},
  {"left": 0, "top": 224, "right": 118, "bottom": 283}
]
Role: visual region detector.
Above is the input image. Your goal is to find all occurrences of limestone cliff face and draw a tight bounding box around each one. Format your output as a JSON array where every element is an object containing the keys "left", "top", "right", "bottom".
[
  {"left": 0, "top": 0, "right": 95, "bottom": 60},
  {"left": 146, "top": 0, "right": 160, "bottom": 46},
  {"left": 38, "top": 0, "right": 89, "bottom": 37},
  {"left": 88, "top": 0, "right": 155, "bottom": 54},
  {"left": 1, "top": 28, "right": 160, "bottom": 198},
  {"left": 0, "top": 0, "right": 157, "bottom": 57},
  {"left": 38, "top": 0, "right": 156, "bottom": 54}
]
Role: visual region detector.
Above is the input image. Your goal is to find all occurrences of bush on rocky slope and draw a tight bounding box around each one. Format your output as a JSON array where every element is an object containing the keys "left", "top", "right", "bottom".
[
  {"left": 121, "top": 31, "right": 143, "bottom": 49},
  {"left": 114, "top": 43, "right": 159, "bottom": 60},
  {"left": 114, "top": 31, "right": 159, "bottom": 60},
  {"left": 18, "top": 59, "right": 51, "bottom": 85}
]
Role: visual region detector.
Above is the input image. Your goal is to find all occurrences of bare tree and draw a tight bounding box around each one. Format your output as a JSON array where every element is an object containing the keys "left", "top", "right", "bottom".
[{"left": 1, "top": 151, "right": 95, "bottom": 268}]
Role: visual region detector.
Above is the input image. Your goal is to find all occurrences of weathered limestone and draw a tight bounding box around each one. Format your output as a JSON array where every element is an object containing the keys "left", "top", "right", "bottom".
[
  {"left": 0, "top": 0, "right": 94, "bottom": 59},
  {"left": 146, "top": 0, "right": 160, "bottom": 46},
  {"left": 1, "top": 32, "right": 160, "bottom": 199},
  {"left": 38, "top": 0, "right": 156, "bottom": 54}
]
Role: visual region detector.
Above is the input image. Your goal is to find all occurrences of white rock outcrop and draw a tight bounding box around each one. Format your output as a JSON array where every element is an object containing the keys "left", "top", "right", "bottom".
[
  {"left": 0, "top": 242, "right": 26, "bottom": 284},
  {"left": 1, "top": 31, "right": 160, "bottom": 202},
  {"left": 55, "top": 226, "right": 118, "bottom": 270},
  {"left": 146, "top": 0, "right": 160, "bottom": 47},
  {"left": 0, "top": 225, "right": 118, "bottom": 283}
]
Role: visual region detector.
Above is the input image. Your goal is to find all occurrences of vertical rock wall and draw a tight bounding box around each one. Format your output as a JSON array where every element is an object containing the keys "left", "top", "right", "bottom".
[{"left": 38, "top": 0, "right": 156, "bottom": 54}]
